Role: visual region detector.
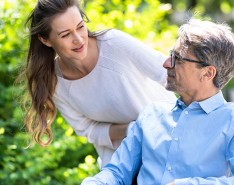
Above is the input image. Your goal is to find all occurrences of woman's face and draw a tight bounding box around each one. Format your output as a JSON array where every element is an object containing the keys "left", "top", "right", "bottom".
[{"left": 40, "top": 6, "right": 89, "bottom": 63}]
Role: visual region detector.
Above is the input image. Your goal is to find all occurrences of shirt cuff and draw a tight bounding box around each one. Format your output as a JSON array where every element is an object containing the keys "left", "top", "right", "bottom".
[{"left": 88, "top": 123, "right": 114, "bottom": 149}]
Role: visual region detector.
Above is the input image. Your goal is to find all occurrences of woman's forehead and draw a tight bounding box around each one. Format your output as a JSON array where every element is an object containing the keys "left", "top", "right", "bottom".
[{"left": 50, "top": 6, "right": 82, "bottom": 31}]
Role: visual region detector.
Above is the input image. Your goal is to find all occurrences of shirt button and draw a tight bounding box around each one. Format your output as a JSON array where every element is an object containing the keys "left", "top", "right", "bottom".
[
  {"left": 167, "top": 166, "right": 172, "bottom": 171},
  {"left": 174, "top": 137, "right": 179, "bottom": 141},
  {"left": 184, "top": 111, "right": 189, "bottom": 115}
]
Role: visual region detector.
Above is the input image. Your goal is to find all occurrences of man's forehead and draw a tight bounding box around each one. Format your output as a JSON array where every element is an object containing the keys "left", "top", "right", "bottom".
[{"left": 173, "top": 38, "right": 191, "bottom": 56}]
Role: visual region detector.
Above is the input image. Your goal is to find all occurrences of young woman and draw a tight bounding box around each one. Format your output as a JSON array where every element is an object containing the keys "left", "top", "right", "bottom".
[{"left": 23, "top": 0, "right": 176, "bottom": 168}]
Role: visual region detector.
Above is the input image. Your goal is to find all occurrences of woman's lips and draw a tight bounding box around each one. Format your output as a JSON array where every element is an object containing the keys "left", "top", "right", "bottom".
[{"left": 72, "top": 44, "right": 84, "bottom": 52}]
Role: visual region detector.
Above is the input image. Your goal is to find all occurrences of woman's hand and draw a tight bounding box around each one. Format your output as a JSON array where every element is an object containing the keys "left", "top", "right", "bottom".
[{"left": 109, "top": 124, "right": 128, "bottom": 142}]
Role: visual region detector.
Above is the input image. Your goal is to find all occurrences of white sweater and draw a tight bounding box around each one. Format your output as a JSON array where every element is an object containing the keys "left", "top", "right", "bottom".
[{"left": 53, "top": 29, "right": 176, "bottom": 167}]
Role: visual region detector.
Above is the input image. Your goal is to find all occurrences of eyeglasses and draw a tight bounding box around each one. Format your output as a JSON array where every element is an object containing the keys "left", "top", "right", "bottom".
[{"left": 170, "top": 50, "right": 210, "bottom": 68}]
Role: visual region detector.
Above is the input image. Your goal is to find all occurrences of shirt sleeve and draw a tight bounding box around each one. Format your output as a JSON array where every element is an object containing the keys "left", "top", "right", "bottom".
[
  {"left": 81, "top": 119, "right": 143, "bottom": 185},
  {"left": 111, "top": 29, "right": 168, "bottom": 86},
  {"left": 54, "top": 94, "right": 115, "bottom": 150}
]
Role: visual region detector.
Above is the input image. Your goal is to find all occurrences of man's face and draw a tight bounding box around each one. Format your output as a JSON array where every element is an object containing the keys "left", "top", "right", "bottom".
[{"left": 163, "top": 39, "right": 204, "bottom": 98}]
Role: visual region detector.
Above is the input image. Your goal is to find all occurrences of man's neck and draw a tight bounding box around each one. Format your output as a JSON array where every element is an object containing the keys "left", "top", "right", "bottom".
[{"left": 180, "top": 87, "right": 219, "bottom": 106}]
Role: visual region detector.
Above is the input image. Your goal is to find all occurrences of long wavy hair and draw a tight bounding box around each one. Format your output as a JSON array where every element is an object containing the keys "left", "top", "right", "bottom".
[{"left": 23, "top": 0, "right": 107, "bottom": 146}]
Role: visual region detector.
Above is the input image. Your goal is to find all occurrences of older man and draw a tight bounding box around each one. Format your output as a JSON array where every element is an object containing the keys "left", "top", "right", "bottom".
[{"left": 81, "top": 18, "right": 234, "bottom": 185}]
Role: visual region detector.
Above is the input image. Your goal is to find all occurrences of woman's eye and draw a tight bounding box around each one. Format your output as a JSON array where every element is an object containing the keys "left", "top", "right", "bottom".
[
  {"left": 61, "top": 33, "right": 69, "bottom": 38},
  {"left": 77, "top": 25, "right": 84, "bottom": 30}
]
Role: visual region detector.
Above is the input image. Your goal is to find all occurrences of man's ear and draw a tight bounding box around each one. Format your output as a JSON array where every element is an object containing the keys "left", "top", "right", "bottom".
[
  {"left": 202, "top": 66, "right": 216, "bottom": 81},
  {"left": 38, "top": 35, "right": 52, "bottom": 47}
]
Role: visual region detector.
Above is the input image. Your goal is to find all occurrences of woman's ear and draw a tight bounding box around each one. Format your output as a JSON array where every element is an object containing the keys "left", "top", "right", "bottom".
[{"left": 38, "top": 35, "right": 52, "bottom": 47}]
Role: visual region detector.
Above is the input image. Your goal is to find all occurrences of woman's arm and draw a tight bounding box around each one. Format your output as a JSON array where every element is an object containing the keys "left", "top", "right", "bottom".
[
  {"left": 54, "top": 94, "right": 129, "bottom": 150},
  {"left": 109, "top": 124, "right": 128, "bottom": 142}
]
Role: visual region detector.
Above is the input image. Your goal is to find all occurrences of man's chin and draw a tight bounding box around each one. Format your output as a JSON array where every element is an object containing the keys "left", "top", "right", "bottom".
[{"left": 165, "top": 84, "right": 176, "bottom": 92}]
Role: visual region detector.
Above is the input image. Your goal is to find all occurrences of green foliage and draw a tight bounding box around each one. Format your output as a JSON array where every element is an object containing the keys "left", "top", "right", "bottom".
[
  {"left": 0, "top": 119, "right": 99, "bottom": 185},
  {"left": 84, "top": 0, "right": 178, "bottom": 54}
]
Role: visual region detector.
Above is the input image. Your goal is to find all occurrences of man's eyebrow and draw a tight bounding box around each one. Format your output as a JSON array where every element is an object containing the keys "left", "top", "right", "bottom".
[
  {"left": 58, "top": 20, "right": 84, "bottom": 36},
  {"left": 173, "top": 50, "right": 180, "bottom": 56}
]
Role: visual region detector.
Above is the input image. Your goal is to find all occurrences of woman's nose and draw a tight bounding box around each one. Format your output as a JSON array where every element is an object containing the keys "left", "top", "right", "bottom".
[{"left": 72, "top": 33, "right": 82, "bottom": 44}]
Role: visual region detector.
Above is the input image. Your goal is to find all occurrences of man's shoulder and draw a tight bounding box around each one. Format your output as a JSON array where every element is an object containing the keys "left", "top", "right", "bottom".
[
  {"left": 220, "top": 102, "right": 234, "bottom": 114},
  {"left": 138, "top": 101, "right": 176, "bottom": 120},
  {"left": 224, "top": 101, "right": 234, "bottom": 107},
  {"left": 217, "top": 101, "right": 234, "bottom": 111}
]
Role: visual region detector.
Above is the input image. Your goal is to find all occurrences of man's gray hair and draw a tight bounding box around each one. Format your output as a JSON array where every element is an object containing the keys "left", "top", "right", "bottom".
[{"left": 179, "top": 18, "right": 234, "bottom": 89}]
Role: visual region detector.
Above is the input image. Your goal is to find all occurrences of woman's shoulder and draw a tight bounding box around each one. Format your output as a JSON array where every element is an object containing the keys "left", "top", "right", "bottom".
[
  {"left": 97, "top": 29, "right": 147, "bottom": 52},
  {"left": 97, "top": 29, "right": 133, "bottom": 41}
]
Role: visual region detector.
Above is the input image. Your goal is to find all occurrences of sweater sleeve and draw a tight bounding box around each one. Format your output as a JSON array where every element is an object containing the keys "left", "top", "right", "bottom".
[
  {"left": 53, "top": 95, "right": 115, "bottom": 150},
  {"left": 109, "top": 29, "right": 168, "bottom": 86}
]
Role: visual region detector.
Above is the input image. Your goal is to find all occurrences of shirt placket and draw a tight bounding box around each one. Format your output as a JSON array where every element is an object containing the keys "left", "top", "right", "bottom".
[{"left": 161, "top": 107, "right": 188, "bottom": 184}]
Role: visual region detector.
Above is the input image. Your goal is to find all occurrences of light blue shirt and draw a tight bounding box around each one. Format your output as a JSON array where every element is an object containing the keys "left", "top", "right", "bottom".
[{"left": 82, "top": 92, "right": 234, "bottom": 185}]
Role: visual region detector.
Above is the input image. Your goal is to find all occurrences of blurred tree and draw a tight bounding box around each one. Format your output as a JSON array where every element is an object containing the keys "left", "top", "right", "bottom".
[{"left": 165, "top": 0, "right": 234, "bottom": 27}]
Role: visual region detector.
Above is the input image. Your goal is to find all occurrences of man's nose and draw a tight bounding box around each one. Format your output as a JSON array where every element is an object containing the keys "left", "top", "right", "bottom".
[{"left": 163, "top": 57, "right": 172, "bottom": 69}]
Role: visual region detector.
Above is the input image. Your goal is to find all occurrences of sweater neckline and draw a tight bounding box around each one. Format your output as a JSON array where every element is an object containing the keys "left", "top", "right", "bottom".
[{"left": 55, "top": 39, "right": 101, "bottom": 82}]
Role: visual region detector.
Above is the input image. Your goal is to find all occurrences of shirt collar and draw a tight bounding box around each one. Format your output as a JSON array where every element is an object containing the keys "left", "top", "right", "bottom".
[
  {"left": 175, "top": 99, "right": 186, "bottom": 110},
  {"left": 173, "top": 91, "right": 226, "bottom": 114},
  {"left": 198, "top": 91, "right": 226, "bottom": 114}
]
